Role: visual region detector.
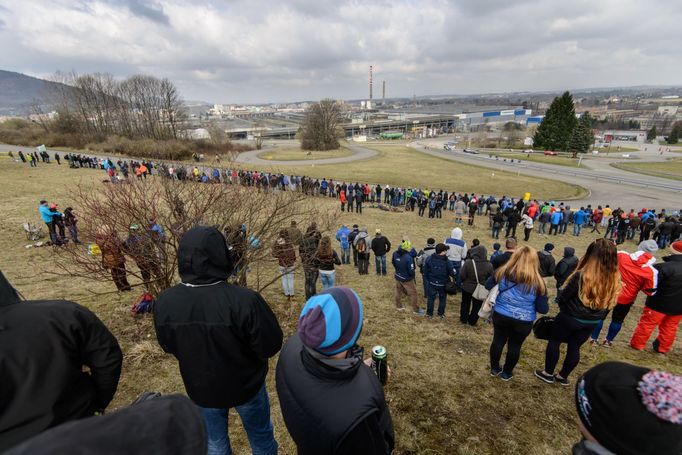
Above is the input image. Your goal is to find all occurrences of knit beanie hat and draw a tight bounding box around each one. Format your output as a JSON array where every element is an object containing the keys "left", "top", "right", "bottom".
[
  {"left": 544, "top": 243, "right": 555, "bottom": 252},
  {"left": 401, "top": 240, "right": 412, "bottom": 251},
  {"left": 671, "top": 240, "right": 682, "bottom": 255},
  {"left": 575, "top": 361, "right": 682, "bottom": 455},
  {"left": 638, "top": 240, "right": 659, "bottom": 254},
  {"left": 298, "top": 287, "right": 364, "bottom": 356}
]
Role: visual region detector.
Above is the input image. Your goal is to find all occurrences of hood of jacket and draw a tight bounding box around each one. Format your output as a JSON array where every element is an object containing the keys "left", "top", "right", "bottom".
[
  {"left": 450, "top": 227, "right": 463, "bottom": 240},
  {"left": 0, "top": 271, "right": 21, "bottom": 307},
  {"left": 628, "top": 250, "right": 655, "bottom": 266},
  {"left": 563, "top": 247, "right": 575, "bottom": 258},
  {"left": 178, "top": 226, "right": 233, "bottom": 285},
  {"left": 469, "top": 245, "right": 487, "bottom": 261}
]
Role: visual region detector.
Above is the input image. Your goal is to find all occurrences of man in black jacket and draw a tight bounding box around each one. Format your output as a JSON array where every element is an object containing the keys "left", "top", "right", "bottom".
[
  {"left": 154, "top": 226, "right": 283, "bottom": 455},
  {"left": 371, "top": 229, "right": 392, "bottom": 276},
  {"left": 491, "top": 238, "right": 517, "bottom": 270},
  {"left": 538, "top": 243, "right": 556, "bottom": 278},
  {"left": 0, "top": 271, "right": 122, "bottom": 452},
  {"left": 553, "top": 246, "right": 578, "bottom": 303},
  {"left": 348, "top": 224, "right": 360, "bottom": 267},
  {"left": 630, "top": 239, "right": 682, "bottom": 354},
  {"left": 276, "top": 287, "right": 394, "bottom": 454}
]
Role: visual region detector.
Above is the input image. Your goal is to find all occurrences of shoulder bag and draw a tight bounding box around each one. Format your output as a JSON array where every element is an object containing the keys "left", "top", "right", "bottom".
[{"left": 471, "top": 260, "right": 490, "bottom": 301}]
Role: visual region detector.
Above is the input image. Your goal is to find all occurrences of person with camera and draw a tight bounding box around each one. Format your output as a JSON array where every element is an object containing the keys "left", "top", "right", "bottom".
[{"left": 276, "top": 287, "right": 395, "bottom": 455}]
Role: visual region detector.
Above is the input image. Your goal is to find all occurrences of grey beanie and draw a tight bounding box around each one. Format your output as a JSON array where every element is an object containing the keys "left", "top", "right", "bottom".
[{"left": 638, "top": 240, "right": 659, "bottom": 254}]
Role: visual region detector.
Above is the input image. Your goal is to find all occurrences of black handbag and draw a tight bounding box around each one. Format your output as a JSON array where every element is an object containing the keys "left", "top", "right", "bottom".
[
  {"left": 533, "top": 316, "right": 555, "bottom": 340},
  {"left": 444, "top": 277, "right": 458, "bottom": 295}
]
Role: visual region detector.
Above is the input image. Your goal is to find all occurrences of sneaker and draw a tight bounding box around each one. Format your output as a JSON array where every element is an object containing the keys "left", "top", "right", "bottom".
[
  {"left": 652, "top": 339, "right": 665, "bottom": 354},
  {"left": 397, "top": 306, "right": 406, "bottom": 311},
  {"left": 500, "top": 371, "right": 513, "bottom": 382},
  {"left": 534, "top": 370, "right": 555, "bottom": 384},
  {"left": 601, "top": 340, "right": 613, "bottom": 348},
  {"left": 490, "top": 367, "right": 502, "bottom": 377},
  {"left": 425, "top": 314, "right": 433, "bottom": 319},
  {"left": 438, "top": 315, "right": 445, "bottom": 320},
  {"left": 589, "top": 339, "right": 599, "bottom": 346},
  {"left": 413, "top": 309, "right": 425, "bottom": 316},
  {"left": 554, "top": 375, "right": 570, "bottom": 386}
]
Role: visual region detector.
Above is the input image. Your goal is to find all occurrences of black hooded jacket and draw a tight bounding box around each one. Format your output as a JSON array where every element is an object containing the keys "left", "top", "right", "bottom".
[
  {"left": 154, "top": 226, "right": 283, "bottom": 408},
  {"left": 0, "top": 272, "right": 122, "bottom": 452},
  {"left": 5, "top": 395, "right": 206, "bottom": 455},
  {"left": 554, "top": 247, "right": 578, "bottom": 287}
]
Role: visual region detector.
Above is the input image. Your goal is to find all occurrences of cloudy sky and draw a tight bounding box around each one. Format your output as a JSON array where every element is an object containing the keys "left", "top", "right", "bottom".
[{"left": 1, "top": 0, "right": 681, "bottom": 103}]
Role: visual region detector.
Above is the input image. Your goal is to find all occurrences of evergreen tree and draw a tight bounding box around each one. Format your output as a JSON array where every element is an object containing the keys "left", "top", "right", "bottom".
[
  {"left": 568, "top": 112, "right": 594, "bottom": 158},
  {"left": 646, "top": 125, "right": 657, "bottom": 142},
  {"left": 533, "top": 91, "right": 577, "bottom": 151}
]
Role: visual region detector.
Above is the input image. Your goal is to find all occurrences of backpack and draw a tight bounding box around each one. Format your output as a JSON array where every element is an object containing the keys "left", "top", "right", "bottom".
[
  {"left": 357, "top": 237, "right": 367, "bottom": 253},
  {"left": 415, "top": 250, "right": 425, "bottom": 268}
]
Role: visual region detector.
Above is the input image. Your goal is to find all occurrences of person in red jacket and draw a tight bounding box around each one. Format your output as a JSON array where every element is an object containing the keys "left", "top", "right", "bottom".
[
  {"left": 340, "top": 190, "right": 347, "bottom": 212},
  {"left": 630, "top": 240, "right": 682, "bottom": 354},
  {"left": 590, "top": 240, "right": 659, "bottom": 347}
]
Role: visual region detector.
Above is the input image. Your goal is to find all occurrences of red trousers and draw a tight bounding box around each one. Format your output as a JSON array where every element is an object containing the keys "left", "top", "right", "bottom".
[{"left": 630, "top": 307, "right": 682, "bottom": 353}]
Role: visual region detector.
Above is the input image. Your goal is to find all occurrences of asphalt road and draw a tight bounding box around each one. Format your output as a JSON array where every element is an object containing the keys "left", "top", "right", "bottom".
[{"left": 235, "top": 143, "right": 378, "bottom": 166}]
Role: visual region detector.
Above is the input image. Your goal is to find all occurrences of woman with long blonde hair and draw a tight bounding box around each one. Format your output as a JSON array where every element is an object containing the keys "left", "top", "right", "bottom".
[
  {"left": 485, "top": 246, "right": 549, "bottom": 381},
  {"left": 536, "top": 238, "right": 621, "bottom": 386}
]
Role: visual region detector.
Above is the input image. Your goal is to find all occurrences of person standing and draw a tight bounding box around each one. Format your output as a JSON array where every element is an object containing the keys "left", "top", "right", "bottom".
[
  {"left": 96, "top": 226, "right": 131, "bottom": 292},
  {"left": 317, "top": 236, "right": 341, "bottom": 290},
  {"left": 549, "top": 209, "right": 563, "bottom": 235},
  {"left": 273, "top": 230, "right": 297, "bottom": 300},
  {"left": 630, "top": 239, "right": 682, "bottom": 354},
  {"left": 459, "top": 243, "right": 493, "bottom": 326},
  {"left": 286, "top": 220, "right": 303, "bottom": 247},
  {"left": 416, "top": 238, "right": 437, "bottom": 298},
  {"left": 354, "top": 227, "right": 371, "bottom": 275},
  {"left": 63, "top": 207, "right": 81, "bottom": 244},
  {"left": 454, "top": 197, "right": 466, "bottom": 224},
  {"left": 589, "top": 240, "right": 658, "bottom": 347},
  {"left": 444, "top": 227, "right": 467, "bottom": 291},
  {"left": 339, "top": 190, "right": 347, "bottom": 212},
  {"left": 154, "top": 227, "right": 283, "bottom": 455},
  {"left": 537, "top": 243, "right": 556, "bottom": 278},
  {"left": 354, "top": 191, "right": 363, "bottom": 214},
  {"left": 276, "top": 288, "right": 395, "bottom": 454},
  {"left": 520, "top": 211, "right": 533, "bottom": 241},
  {"left": 491, "top": 238, "right": 517, "bottom": 270},
  {"left": 536, "top": 239, "right": 620, "bottom": 386},
  {"left": 0, "top": 271, "right": 122, "bottom": 452},
  {"left": 572, "top": 208, "right": 588, "bottom": 236},
  {"left": 553, "top": 246, "right": 578, "bottom": 303},
  {"left": 371, "top": 229, "right": 391, "bottom": 276},
  {"left": 39, "top": 200, "right": 59, "bottom": 245},
  {"left": 348, "top": 224, "right": 360, "bottom": 267},
  {"left": 486, "top": 246, "right": 548, "bottom": 381},
  {"left": 422, "top": 244, "right": 456, "bottom": 319},
  {"left": 393, "top": 240, "right": 423, "bottom": 314},
  {"left": 300, "top": 228, "right": 320, "bottom": 299},
  {"left": 336, "top": 224, "right": 352, "bottom": 265}
]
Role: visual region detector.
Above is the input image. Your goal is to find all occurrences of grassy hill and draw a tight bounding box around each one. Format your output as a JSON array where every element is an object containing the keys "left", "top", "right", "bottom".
[{"left": 0, "top": 70, "right": 70, "bottom": 115}]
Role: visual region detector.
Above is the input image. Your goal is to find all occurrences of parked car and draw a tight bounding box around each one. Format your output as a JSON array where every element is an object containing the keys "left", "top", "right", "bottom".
[
  {"left": 543, "top": 150, "right": 558, "bottom": 156},
  {"left": 463, "top": 149, "right": 480, "bottom": 154},
  {"left": 523, "top": 149, "right": 534, "bottom": 153}
]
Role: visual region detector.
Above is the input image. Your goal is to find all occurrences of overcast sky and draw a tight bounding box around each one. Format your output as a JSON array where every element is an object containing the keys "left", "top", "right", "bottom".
[{"left": 1, "top": 0, "right": 681, "bottom": 104}]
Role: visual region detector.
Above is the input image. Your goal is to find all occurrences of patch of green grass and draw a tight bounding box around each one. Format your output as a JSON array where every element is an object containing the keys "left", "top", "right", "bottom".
[
  {"left": 611, "top": 158, "right": 682, "bottom": 181},
  {"left": 256, "top": 147, "right": 355, "bottom": 161},
  {"left": 261, "top": 145, "right": 586, "bottom": 201},
  {"left": 2, "top": 161, "right": 678, "bottom": 454}
]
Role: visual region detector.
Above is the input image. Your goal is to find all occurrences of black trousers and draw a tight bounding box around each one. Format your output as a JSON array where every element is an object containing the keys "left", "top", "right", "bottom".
[
  {"left": 304, "top": 269, "right": 318, "bottom": 299},
  {"left": 460, "top": 290, "right": 483, "bottom": 325},
  {"left": 489, "top": 312, "right": 532, "bottom": 374},
  {"left": 505, "top": 224, "right": 517, "bottom": 238},
  {"left": 524, "top": 227, "right": 532, "bottom": 241},
  {"left": 358, "top": 253, "right": 369, "bottom": 275},
  {"left": 544, "top": 311, "right": 595, "bottom": 379},
  {"left": 352, "top": 247, "right": 358, "bottom": 266}
]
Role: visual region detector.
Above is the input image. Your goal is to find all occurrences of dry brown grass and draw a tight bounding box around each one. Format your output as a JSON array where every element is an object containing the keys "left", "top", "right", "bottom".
[{"left": 1, "top": 159, "right": 680, "bottom": 454}]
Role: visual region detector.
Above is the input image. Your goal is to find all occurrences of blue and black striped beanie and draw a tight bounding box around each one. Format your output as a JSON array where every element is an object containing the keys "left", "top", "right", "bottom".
[{"left": 298, "top": 287, "right": 363, "bottom": 355}]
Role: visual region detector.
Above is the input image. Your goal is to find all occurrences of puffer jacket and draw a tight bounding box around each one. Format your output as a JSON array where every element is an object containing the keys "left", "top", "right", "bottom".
[
  {"left": 616, "top": 250, "right": 657, "bottom": 305},
  {"left": 444, "top": 228, "right": 467, "bottom": 263},
  {"left": 554, "top": 247, "right": 578, "bottom": 288},
  {"left": 557, "top": 272, "right": 610, "bottom": 321},
  {"left": 392, "top": 248, "right": 415, "bottom": 282},
  {"left": 485, "top": 275, "right": 549, "bottom": 322},
  {"left": 645, "top": 255, "right": 682, "bottom": 315},
  {"left": 423, "top": 254, "right": 455, "bottom": 287}
]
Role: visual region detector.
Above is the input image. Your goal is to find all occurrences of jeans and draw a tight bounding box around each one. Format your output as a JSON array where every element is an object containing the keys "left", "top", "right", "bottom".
[
  {"left": 544, "top": 312, "right": 595, "bottom": 379},
  {"left": 573, "top": 223, "right": 583, "bottom": 236},
  {"left": 560, "top": 222, "right": 568, "bottom": 234},
  {"left": 375, "top": 255, "right": 387, "bottom": 275},
  {"left": 341, "top": 247, "right": 351, "bottom": 264},
  {"left": 304, "top": 269, "right": 318, "bottom": 299},
  {"left": 658, "top": 233, "right": 670, "bottom": 249},
  {"left": 200, "top": 383, "right": 278, "bottom": 455},
  {"left": 278, "top": 266, "right": 295, "bottom": 296},
  {"left": 549, "top": 224, "right": 559, "bottom": 235},
  {"left": 591, "top": 303, "right": 633, "bottom": 342},
  {"left": 492, "top": 226, "right": 501, "bottom": 239},
  {"left": 539, "top": 222, "right": 548, "bottom": 234},
  {"left": 489, "top": 312, "right": 532, "bottom": 375},
  {"left": 450, "top": 261, "right": 462, "bottom": 291},
  {"left": 426, "top": 284, "right": 447, "bottom": 317},
  {"left": 320, "top": 271, "right": 335, "bottom": 289}
]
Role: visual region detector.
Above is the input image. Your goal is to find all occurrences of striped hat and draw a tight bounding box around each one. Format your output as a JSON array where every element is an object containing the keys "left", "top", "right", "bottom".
[{"left": 298, "top": 287, "right": 363, "bottom": 356}]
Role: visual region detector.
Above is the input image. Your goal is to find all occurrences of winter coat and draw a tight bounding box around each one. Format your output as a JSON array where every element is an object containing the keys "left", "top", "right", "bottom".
[
  {"left": 573, "top": 210, "right": 588, "bottom": 225},
  {"left": 273, "top": 238, "right": 296, "bottom": 268},
  {"left": 154, "top": 227, "right": 283, "bottom": 409},
  {"left": 317, "top": 250, "right": 341, "bottom": 272},
  {"left": 300, "top": 234, "right": 320, "bottom": 270},
  {"left": 276, "top": 334, "right": 394, "bottom": 455},
  {"left": 554, "top": 247, "right": 578, "bottom": 287},
  {"left": 445, "top": 228, "right": 467, "bottom": 263},
  {"left": 615, "top": 250, "right": 657, "bottom": 305},
  {"left": 370, "top": 235, "right": 391, "bottom": 256},
  {"left": 485, "top": 275, "right": 549, "bottom": 322},
  {"left": 423, "top": 254, "right": 455, "bottom": 287},
  {"left": 454, "top": 200, "right": 466, "bottom": 215},
  {"left": 520, "top": 214, "right": 533, "bottom": 229},
  {"left": 336, "top": 227, "right": 351, "bottom": 249},
  {"left": 96, "top": 232, "right": 125, "bottom": 268},
  {"left": 644, "top": 255, "right": 682, "bottom": 315},
  {"left": 538, "top": 250, "right": 556, "bottom": 277},
  {"left": 550, "top": 211, "right": 563, "bottom": 225},
  {"left": 348, "top": 228, "right": 359, "bottom": 249},
  {"left": 460, "top": 246, "right": 493, "bottom": 295},
  {"left": 392, "top": 248, "right": 416, "bottom": 282},
  {"left": 354, "top": 231, "right": 370, "bottom": 255},
  {"left": 0, "top": 273, "right": 122, "bottom": 452},
  {"left": 416, "top": 245, "right": 437, "bottom": 273},
  {"left": 557, "top": 272, "right": 610, "bottom": 321}
]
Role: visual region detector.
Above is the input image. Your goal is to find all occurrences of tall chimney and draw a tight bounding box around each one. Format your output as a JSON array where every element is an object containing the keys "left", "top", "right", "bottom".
[
  {"left": 382, "top": 80, "right": 385, "bottom": 104},
  {"left": 369, "top": 65, "right": 373, "bottom": 100}
]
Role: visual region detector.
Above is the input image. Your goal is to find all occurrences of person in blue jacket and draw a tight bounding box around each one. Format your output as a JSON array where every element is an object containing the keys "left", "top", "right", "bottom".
[
  {"left": 485, "top": 245, "right": 549, "bottom": 381},
  {"left": 335, "top": 224, "right": 351, "bottom": 264},
  {"left": 549, "top": 209, "right": 563, "bottom": 235},
  {"left": 422, "top": 244, "right": 456, "bottom": 319},
  {"left": 572, "top": 208, "right": 588, "bottom": 236},
  {"left": 392, "top": 240, "right": 423, "bottom": 314},
  {"left": 39, "top": 200, "right": 62, "bottom": 245}
]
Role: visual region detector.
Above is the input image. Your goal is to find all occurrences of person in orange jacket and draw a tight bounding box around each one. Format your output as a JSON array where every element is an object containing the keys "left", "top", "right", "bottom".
[{"left": 340, "top": 190, "right": 347, "bottom": 212}]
